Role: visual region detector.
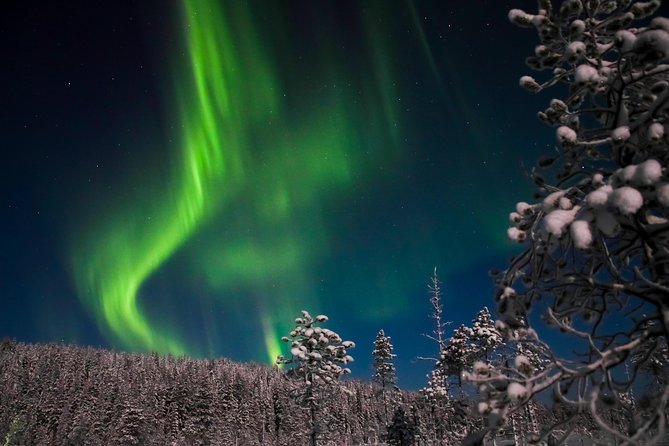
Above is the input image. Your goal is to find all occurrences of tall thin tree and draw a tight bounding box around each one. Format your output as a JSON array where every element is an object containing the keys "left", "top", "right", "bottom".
[{"left": 372, "top": 329, "right": 398, "bottom": 423}]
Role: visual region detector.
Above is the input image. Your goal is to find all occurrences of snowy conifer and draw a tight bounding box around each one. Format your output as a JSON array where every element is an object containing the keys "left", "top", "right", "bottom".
[
  {"left": 440, "top": 324, "right": 475, "bottom": 390},
  {"left": 470, "top": 307, "right": 502, "bottom": 364},
  {"left": 421, "top": 323, "right": 477, "bottom": 443},
  {"left": 277, "top": 310, "right": 355, "bottom": 446},
  {"left": 373, "top": 329, "right": 399, "bottom": 423},
  {"left": 422, "top": 365, "right": 449, "bottom": 401},
  {"left": 467, "top": 1, "right": 669, "bottom": 444},
  {"left": 372, "top": 329, "right": 397, "bottom": 390}
]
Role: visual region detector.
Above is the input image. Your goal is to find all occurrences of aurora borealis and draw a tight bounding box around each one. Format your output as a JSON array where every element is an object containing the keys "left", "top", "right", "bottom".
[
  {"left": 2, "top": 0, "right": 598, "bottom": 387},
  {"left": 70, "top": 0, "right": 408, "bottom": 363}
]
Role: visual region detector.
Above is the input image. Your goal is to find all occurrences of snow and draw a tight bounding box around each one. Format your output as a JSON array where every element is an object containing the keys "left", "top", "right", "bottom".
[
  {"left": 556, "top": 126, "right": 577, "bottom": 145},
  {"left": 507, "top": 382, "right": 528, "bottom": 403},
  {"left": 651, "top": 17, "right": 669, "bottom": 33},
  {"left": 586, "top": 185, "right": 612, "bottom": 207},
  {"left": 657, "top": 182, "right": 669, "bottom": 206},
  {"left": 634, "top": 29, "right": 669, "bottom": 61},
  {"left": 507, "top": 227, "right": 526, "bottom": 242},
  {"left": 566, "top": 41, "right": 586, "bottom": 60},
  {"left": 558, "top": 196, "right": 573, "bottom": 210},
  {"left": 508, "top": 9, "right": 534, "bottom": 28},
  {"left": 519, "top": 75, "right": 541, "bottom": 92},
  {"left": 610, "top": 186, "right": 644, "bottom": 214},
  {"left": 515, "top": 201, "right": 533, "bottom": 215},
  {"left": 617, "top": 164, "right": 637, "bottom": 183},
  {"left": 574, "top": 64, "right": 600, "bottom": 85},
  {"left": 543, "top": 190, "right": 566, "bottom": 212},
  {"left": 634, "top": 159, "right": 663, "bottom": 185},
  {"left": 550, "top": 98, "right": 568, "bottom": 112},
  {"left": 570, "top": 219, "right": 593, "bottom": 249},
  {"left": 570, "top": 19, "right": 586, "bottom": 35},
  {"left": 501, "top": 287, "right": 516, "bottom": 299},
  {"left": 543, "top": 208, "right": 578, "bottom": 236},
  {"left": 514, "top": 355, "right": 530, "bottom": 370},
  {"left": 611, "top": 126, "right": 631, "bottom": 143},
  {"left": 649, "top": 122, "right": 665, "bottom": 141},
  {"left": 615, "top": 30, "right": 636, "bottom": 52}
]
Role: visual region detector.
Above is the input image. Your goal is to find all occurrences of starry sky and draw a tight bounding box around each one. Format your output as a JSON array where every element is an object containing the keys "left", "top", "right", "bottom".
[{"left": 2, "top": 0, "right": 588, "bottom": 388}]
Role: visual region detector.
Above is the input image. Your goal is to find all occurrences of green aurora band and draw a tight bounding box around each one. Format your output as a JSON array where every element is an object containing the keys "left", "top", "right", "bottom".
[{"left": 71, "top": 0, "right": 403, "bottom": 362}]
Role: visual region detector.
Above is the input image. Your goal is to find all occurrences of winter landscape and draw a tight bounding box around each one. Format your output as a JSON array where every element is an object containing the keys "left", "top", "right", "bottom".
[{"left": 3, "top": 0, "right": 669, "bottom": 444}]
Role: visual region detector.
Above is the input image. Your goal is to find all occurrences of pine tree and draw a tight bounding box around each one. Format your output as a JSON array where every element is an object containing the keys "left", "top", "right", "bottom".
[
  {"left": 277, "top": 310, "right": 355, "bottom": 446},
  {"left": 467, "top": 1, "right": 669, "bottom": 444}
]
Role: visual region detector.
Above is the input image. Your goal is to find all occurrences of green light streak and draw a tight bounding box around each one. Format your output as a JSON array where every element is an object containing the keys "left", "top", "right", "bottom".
[
  {"left": 71, "top": 0, "right": 404, "bottom": 362},
  {"left": 261, "top": 310, "right": 283, "bottom": 366},
  {"left": 71, "top": 0, "right": 274, "bottom": 354}
]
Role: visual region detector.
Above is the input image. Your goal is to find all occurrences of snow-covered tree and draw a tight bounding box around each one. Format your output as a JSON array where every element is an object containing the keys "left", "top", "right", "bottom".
[
  {"left": 467, "top": 1, "right": 669, "bottom": 444},
  {"left": 386, "top": 406, "right": 416, "bottom": 446},
  {"left": 373, "top": 330, "right": 397, "bottom": 391},
  {"left": 428, "top": 268, "right": 449, "bottom": 350},
  {"left": 373, "top": 329, "right": 399, "bottom": 423},
  {"left": 277, "top": 310, "right": 355, "bottom": 446},
  {"left": 469, "top": 307, "right": 503, "bottom": 364},
  {"left": 422, "top": 324, "right": 478, "bottom": 445},
  {"left": 440, "top": 324, "right": 475, "bottom": 391},
  {"left": 419, "top": 269, "right": 457, "bottom": 443}
]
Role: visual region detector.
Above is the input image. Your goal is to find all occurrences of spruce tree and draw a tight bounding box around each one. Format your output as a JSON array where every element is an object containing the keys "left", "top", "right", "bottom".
[
  {"left": 372, "top": 330, "right": 397, "bottom": 391},
  {"left": 470, "top": 307, "right": 502, "bottom": 364},
  {"left": 372, "top": 329, "right": 398, "bottom": 424},
  {"left": 440, "top": 324, "right": 475, "bottom": 391}
]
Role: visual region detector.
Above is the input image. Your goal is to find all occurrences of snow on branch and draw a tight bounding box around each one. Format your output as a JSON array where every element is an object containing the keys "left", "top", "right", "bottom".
[{"left": 468, "top": 1, "right": 669, "bottom": 444}]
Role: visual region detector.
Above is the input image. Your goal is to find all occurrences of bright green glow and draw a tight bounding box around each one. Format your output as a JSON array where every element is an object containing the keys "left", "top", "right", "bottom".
[
  {"left": 71, "top": 0, "right": 274, "bottom": 354},
  {"left": 261, "top": 310, "right": 283, "bottom": 366},
  {"left": 71, "top": 0, "right": 403, "bottom": 361}
]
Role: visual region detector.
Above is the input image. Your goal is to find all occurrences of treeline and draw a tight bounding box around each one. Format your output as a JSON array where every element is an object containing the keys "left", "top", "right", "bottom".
[
  {"left": 0, "top": 339, "right": 557, "bottom": 445},
  {"left": 0, "top": 340, "right": 386, "bottom": 445}
]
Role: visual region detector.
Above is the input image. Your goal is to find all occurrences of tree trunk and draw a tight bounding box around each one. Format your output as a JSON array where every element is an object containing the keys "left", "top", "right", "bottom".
[{"left": 308, "top": 384, "right": 318, "bottom": 446}]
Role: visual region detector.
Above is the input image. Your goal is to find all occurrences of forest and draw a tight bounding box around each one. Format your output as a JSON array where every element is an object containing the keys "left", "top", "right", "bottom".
[{"left": 0, "top": 334, "right": 575, "bottom": 445}]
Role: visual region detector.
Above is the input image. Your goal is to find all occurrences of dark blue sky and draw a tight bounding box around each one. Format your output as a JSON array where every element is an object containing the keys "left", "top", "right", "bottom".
[{"left": 0, "top": 0, "right": 606, "bottom": 388}]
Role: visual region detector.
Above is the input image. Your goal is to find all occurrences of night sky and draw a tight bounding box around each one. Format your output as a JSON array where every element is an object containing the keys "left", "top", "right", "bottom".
[{"left": 2, "top": 0, "right": 582, "bottom": 388}]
